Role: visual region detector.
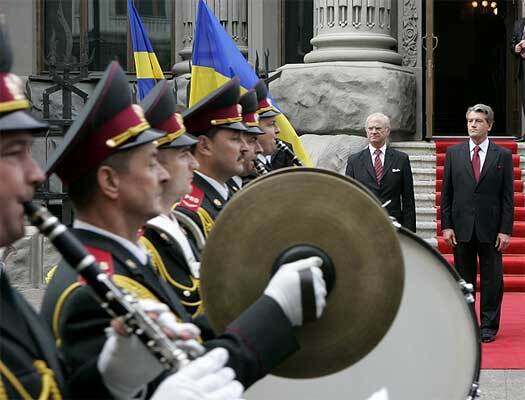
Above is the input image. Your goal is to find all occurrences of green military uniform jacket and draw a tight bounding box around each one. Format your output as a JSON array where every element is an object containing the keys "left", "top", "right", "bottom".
[{"left": 0, "top": 271, "right": 69, "bottom": 399}]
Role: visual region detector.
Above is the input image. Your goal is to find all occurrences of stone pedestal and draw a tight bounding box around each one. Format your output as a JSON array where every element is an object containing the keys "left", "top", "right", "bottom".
[{"left": 270, "top": 61, "right": 417, "bottom": 139}]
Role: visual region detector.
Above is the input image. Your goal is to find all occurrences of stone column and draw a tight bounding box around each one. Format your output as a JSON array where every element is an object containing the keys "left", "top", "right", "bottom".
[
  {"left": 172, "top": 0, "right": 248, "bottom": 76},
  {"left": 305, "top": 0, "right": 401, "bottom": 65}
]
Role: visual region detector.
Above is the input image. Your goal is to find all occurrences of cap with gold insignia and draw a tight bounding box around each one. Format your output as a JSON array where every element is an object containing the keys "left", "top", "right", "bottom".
[
  {"left": 254, "top": 79, "right": 281, "bottom": 118},
  {"left": 45, "top": 61, "right": 164, "bottom": 186},
  {"left": 140, "top": 80, "right": 198, "bottom": 148},
  {"left": 0, "top": 22, "right": 48, "bottom": 133},
  {"left": 182, "top": 77, "right": 247, "bottom": 135},
  {"left": 238, "top": 90, "right": 263, "bottom": 135}
]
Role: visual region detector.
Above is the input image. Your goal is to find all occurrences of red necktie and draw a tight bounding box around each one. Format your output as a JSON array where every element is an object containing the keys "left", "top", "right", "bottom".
[
  {"left": 472, "top": 145, "right": 481, "bottom": 182},
  {"left": 374, "top": 149, "right": 383, "bottom": 184}
]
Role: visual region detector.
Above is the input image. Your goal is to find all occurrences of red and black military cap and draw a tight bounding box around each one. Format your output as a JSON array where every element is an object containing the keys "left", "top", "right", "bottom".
[
  {"left": 238, "top": 90, "right": 263, "bottom": 135},
  {"left": 46, "top": 61, "right": 164, "bottom": 186},
  {"left": 182, "top": 77, "right": 247, "bottom": 135},
  {"left": 254, "top": 79, "right": 281, "bottom": 118},
  {"left": 140, "top": 80, "right": 198, "bottom": 148},
  {"left": 0, "top": 22, "right": 48, "bottom": 133}
]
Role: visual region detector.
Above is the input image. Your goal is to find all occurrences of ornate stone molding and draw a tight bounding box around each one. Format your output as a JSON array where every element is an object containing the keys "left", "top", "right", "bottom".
[{"left": 400, "top": 0, "right": 418, "bottom": 67}]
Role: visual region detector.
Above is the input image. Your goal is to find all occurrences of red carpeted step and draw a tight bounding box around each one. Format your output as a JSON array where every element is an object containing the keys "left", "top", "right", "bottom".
[
  {"left": 435, "top": 166, "right": 522, "bottom": 180},
  {"left": 443, "top": 254, "right": 525, "bottom": 275},
  {"left": 435, "top": 192, "right": 525, "bottom": 207},
  {"left": 437, "top": 237, "right": 525, "bottom": 255},
  {"left": 479, "top": 276, "right": 525, "bottom": 292},
  {"left": 435, "top": 179, "right": 523, "bottom": 192},
  {"left": 435, "top": 140, "right": 518, "bottom": 154},
  {"left": 437, "top": 220, "right": 525, "bottom": 237},
  {"left": 435, "top": 153, "right": 521, "bottom": 167}
]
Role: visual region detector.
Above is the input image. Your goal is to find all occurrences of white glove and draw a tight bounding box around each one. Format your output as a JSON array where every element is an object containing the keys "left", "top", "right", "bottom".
[
  {"left": 367, "top": 388, "right": 389, "bottom": 400},
  {"left": 264, "top": 256, "right": 327, "bottom": 326},
  {"left": 98, "top": 299, "right": 203, "bottom": 399},
  {"left": 151, "top": 348, "right": 245, "bottom": 400}
]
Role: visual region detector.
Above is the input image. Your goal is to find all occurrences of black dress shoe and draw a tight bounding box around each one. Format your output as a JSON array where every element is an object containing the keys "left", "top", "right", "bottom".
[{"left": 481, "top": 334, "right": 496, "bottom": 343}]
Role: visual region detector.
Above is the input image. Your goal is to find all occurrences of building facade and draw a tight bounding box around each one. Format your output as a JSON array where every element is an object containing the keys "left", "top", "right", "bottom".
[{"left": 2, "top": 0, "right": 523, "bottom": 140}]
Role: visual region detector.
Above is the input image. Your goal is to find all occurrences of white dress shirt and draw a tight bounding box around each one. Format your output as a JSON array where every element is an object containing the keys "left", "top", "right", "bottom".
[
  {"left": 73, "top": 220, "right": 149, "bottom": 265},
  {"left": 469, "top": 137, "right": 489, "bottom": 171},
  {"left": 194, "top": 171, "right": 229, "bottom": 200},
  {"left": 369, "top": 143, "right": 387, "bottom": 167}
]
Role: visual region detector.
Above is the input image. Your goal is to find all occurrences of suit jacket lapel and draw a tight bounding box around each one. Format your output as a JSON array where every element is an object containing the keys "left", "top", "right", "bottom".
[
  {"left": 478, "top": 141, "right": 498, "bottom": 184},
  {"left": 461, "top": 142, "right": 476, "bottom": 182},
  {"left": 360, "top": 149, "right": 377, "bottom": 183},
  {"left": 382, "top": 147, "right": 394, "bottom": 181}
]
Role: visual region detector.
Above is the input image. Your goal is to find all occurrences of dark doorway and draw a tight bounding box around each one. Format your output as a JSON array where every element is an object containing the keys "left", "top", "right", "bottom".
[
  {"left": 432, "top": 0, "right": 518, "bottom": 135},
  {"left": 282, "top": 0, "right": 313, "bottom": 64}
]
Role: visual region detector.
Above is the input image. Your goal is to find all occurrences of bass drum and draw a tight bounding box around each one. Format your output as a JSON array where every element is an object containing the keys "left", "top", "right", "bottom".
[{"left": 245, "top": 225, "right": 481, "bottom": 400}]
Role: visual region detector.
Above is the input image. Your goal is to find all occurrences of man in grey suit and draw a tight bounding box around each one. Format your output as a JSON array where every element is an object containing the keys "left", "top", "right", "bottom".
[
  {"left": 345, "top": 113, "right": 416, "bottom": 232},
  {"left": 441, "top": 104, "right": 514, "bottom": 343}
]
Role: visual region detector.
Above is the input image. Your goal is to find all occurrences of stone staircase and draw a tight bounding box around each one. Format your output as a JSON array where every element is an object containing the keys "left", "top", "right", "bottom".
[{"left": 391, "top": 141, "right": 525, "bottom": 244}]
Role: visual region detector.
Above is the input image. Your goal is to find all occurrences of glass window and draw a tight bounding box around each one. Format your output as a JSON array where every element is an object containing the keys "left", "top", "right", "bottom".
[{"left": 42, "top": 0, "right": 173, "bottom": 73}]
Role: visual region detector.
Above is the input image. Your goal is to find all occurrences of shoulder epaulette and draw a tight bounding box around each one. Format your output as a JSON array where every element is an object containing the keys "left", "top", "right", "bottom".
[{"left": 177, "top": 184, "right": 205, "bottom": 212}]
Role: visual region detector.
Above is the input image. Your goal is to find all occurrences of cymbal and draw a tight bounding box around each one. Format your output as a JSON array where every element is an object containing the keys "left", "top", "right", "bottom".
[{"left": 200, "top": 168, "right": 404, "bottom": 378}]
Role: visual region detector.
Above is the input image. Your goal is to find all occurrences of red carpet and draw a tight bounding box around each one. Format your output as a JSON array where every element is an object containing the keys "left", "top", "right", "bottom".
[
  {"left": 434, "top": 138, "right": 525, "bottom": 292},
  {"left": 476, "top": 293, "right": 525, "bottom": 369}
]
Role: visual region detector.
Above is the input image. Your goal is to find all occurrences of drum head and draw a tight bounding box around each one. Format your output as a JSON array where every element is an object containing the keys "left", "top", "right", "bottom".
[{"left": 246, "top": 226, "right": 480, "bottom": 400}]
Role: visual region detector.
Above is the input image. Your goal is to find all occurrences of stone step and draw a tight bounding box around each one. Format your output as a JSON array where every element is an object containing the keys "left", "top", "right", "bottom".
[
  {"left": 390, "top": 142, "right": 435, "bottom": 156},
  {"left": 414, "top": 180, "right": 436, "bottom": 193},
  {"left": 415, "top": 193, "right": 436, "bottom": 208},
  {"left": 411, "top": 168, "right": 436, "bottom": 181},
  {"left": 416, "top": 207, "right": 437, "bottom": 222},
  {"left": 408, "top": 155, "right": 436, "bottom": 169}
]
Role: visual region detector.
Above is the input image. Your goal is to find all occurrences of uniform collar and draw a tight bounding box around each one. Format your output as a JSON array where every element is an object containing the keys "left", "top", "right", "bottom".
[
  {"left": 194, "top": 170, "right": 229, "bottom": 200},
  {"left": 73, "top": 219, "right": 148, "bottom": 265}
]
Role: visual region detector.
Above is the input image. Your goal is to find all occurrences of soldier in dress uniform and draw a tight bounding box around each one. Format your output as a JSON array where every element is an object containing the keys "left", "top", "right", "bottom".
[
  {"left": 40, "top": 64, "right": 328, "bottom": 392},
  {"left": 138, "top": 80, "right": 204, "bottom": 319},
  {"left": 0, "top": 23, "right": 67, "bottom": 399},
  {"left": 253, "top": 79, "right": 296, "bottom": 170},
  {"left": 227, "top": 89, "right": 265, "bottom": 190},
  {"left": 174, "top": 78, "right": 249, "bottom": 237}
]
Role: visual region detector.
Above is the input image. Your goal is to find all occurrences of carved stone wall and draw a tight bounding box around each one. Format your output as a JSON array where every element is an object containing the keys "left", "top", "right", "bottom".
[{"left": 400, "top": 0, "right": 418, "bottom": 67}]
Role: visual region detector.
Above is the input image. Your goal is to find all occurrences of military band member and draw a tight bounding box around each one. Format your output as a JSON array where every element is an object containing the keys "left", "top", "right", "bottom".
[
  {"left": 40, "top": 64, "right": 328, "bottom": 392},
  {"left": 228, "top": 89, "right": 265, "bottom": 190},
  {"left": 175, "top": 78, "right": 249, "bottom": 237},
  {"left": 253, "top": 79, "right": 296, "bottom": 170},
  {"left": 138, "top": 81, "right": 204, "bottom": 318}
]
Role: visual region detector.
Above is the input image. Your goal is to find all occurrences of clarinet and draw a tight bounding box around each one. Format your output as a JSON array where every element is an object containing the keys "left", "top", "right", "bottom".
[
  {"left": 253, "top": 155, "right": 270, "bottom": 176},
  {"left": 275, "top": 139, "right": 303, "bottom": 167},
  {"left": 24, "top": 202, "right": 202, "bottom": 371}
]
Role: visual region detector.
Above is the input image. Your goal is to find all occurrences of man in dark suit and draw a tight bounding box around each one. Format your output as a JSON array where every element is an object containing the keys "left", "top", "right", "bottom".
[
  {"left": 345, "top": 113, "right": 416, "bottom": 232},
  {"left": 441, "top": 104, "right": 514, "bottom": 343},
  {"left": 511, "top": 18, "right": 525, "bottom": 141}
]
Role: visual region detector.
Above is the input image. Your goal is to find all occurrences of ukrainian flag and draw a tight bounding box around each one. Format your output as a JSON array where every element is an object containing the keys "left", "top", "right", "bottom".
[
  {"left": 190, "top": 0, "right": 312, "bottom": 166},
  {"left": 128, "top": 0, "right": 164, "bottom": 100}
]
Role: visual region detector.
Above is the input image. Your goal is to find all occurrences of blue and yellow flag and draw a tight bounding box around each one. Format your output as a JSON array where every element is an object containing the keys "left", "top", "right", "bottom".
[
  {"left": 190, "top": 0, "right": 312, "bottom": 166},
  {"left": 127, "top": 0, "right": 164, "bottom": 100}
]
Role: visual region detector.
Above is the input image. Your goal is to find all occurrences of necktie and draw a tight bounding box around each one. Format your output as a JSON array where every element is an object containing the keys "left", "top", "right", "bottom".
[
  {"left": 472, "top": 145, "right": 481, "bottom": 182},
  {"left": 374, "top": 149, "right": 383, "bottom": 184}
]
